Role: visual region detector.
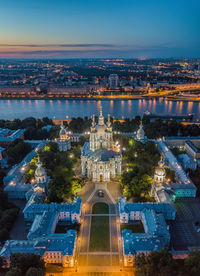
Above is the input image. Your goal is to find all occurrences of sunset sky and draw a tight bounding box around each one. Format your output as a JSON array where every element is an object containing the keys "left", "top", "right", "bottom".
[{"left": 0, "top": 0, "right": 199, "bottom": 58}]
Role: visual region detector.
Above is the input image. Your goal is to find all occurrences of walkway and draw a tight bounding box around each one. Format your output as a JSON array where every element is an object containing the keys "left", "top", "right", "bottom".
[{"left": 76, "top": 184, "right": 123, "bottom": 273}]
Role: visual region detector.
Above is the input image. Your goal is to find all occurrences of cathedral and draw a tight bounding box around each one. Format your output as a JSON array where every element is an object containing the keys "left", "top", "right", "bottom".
[{"left": 81, "top": 106, "right": 122, "bottom": 182}]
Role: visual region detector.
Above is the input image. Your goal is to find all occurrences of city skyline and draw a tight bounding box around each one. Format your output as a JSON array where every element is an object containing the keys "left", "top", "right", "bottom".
[{"left": 0, "top": 0, "right": 200, "bottom": 59}]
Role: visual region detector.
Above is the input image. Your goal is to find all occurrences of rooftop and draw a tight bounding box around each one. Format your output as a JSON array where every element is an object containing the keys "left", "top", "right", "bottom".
[
  {"left": 0, "top": 128, "right": 25, "bottom": 142},
  {"left": 0, "top": 230, "right": 77, "bottom": 258},
  {"left": 157, "top": 140, "right": 195, "bottom": 188}
]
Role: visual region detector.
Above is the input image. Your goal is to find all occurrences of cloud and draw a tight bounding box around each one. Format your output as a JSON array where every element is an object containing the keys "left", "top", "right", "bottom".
[
  {"left": 0, "top": 44, "right": 199, "bottom": 58},
  {"left": 0, "top": 43, "right": 115, "bottom": 48}
]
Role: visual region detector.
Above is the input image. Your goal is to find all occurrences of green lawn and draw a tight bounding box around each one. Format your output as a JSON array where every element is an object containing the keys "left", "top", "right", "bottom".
[
  {"left": 89, "top": 216, "right": 110, "bottom": 251},
  {"left": 120, "top": 222, "right": 145, "bottom": 233},
  {"left": 92, "top": 202, "right": 109, "bottom": 214}
]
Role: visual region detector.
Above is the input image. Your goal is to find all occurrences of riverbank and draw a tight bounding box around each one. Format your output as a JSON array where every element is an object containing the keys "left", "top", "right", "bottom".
[
  {"left": 0, "top": 95, "right": 200, "bottom": 101},
  {"left": 0, "top": 92, "right": 199, "bottom": 101}
]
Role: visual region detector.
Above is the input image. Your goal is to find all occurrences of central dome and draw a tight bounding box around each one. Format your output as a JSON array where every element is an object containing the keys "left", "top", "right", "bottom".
[{"left": 155, "top": 167, "right": 166, "bottom": 177}]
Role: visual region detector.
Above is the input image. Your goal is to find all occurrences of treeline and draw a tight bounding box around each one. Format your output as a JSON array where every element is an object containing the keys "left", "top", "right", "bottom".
[
  {"left": 4, "top": 253, "right": 45, "bottom": 276},
  {"left": 1, "top": 115, "right": 200, "bottom": 140},
  {"left": 134, "top": 248, "right": 200, "bottom": 276},
  {"left": 113, "top": 117, "right": 200, "bottom": 138},
  {"left": 58, "top": 116, "right": 200, "bottom": 138},
  {"left": 68, "top": 117, "right": 92, "bottom": 133},
  {"left": 0, "top": 117, "right": 53, "bottom": 130},
  {"left": 0, "top": 190, "right": 19, "bottom": 241},
  {"left": 6, "top": 139, "right": 32, "bottom": 165},
  {"left": 0, "top": 117, "right": 57, "bottom": 140}
]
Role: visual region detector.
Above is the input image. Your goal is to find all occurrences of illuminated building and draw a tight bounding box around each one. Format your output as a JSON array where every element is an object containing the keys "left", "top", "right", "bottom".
[
  {"left": 108, "top": 74, "right": 119, "bottom": 89},
  {"left": 135, "top": 121, "right": 147, "bottom": 143},
  {"left": 0, "top": 194, "right": 81, "bottom": 268},
  {"left": 119, "top": 197, "right": 175, "bottom": 267},
  {"left": 81, "top": 106, "right": 122, "bottom": 181},
  {"left": 58, "top": 122, "right": 71, "bottom": 151}
]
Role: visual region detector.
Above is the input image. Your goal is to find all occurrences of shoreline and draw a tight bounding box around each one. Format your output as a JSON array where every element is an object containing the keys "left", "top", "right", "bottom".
[{"left": 0, "top": 95, "right": 200, "bottom": 102}]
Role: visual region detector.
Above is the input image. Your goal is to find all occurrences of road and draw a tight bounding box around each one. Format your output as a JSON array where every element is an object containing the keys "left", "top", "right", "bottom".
[{"left": 75, "top": 183, "right": 127, "bottom": 274}]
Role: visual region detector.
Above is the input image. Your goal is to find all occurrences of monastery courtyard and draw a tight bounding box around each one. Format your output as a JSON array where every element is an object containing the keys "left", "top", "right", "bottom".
[
  {"left": 46, "top": 179, "right": 133, "bottom": 275},
  {"left": 76, "top": 180, "right": 126, "bottom": 273}
]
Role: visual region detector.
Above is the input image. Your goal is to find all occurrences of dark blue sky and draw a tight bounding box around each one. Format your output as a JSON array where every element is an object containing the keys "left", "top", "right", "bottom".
[{"left": 0, "top": 0, "right": 199, "bottom": 58}]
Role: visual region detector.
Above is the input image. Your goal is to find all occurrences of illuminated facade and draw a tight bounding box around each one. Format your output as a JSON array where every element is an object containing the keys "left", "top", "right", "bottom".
[
  {"left": 154, "top": 155, "right": 166, "bottom": 183},
  {"left": 35, "top": 158, "right": 47, "bottom": 184},
  {"left": 0, "top": 197, "right": 81, "bottom": 268},
  {"left": 151, "top": 140, "right": 197, "bottom": 202},
  {"left": 119, "top": 197, "right": 175, "bottom": 267},
  {"left": 135, "top": 121, "right": 147, "bottom": 143},
  {"left": 58, "top": 122, "right": 71, "bottom": 151},
  {"left": 81, "top": 107, "right": 122, "bottom": 181}
]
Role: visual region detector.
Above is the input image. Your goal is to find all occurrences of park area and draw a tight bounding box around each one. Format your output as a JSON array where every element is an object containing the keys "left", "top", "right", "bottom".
[
  {"left": 89, "top": 216, "right": 110, "bottom": 252},
  {"left": 89, "top": 202, "right": 110, "bottom": 252},
  {"left": 92, "top": 202, "right": 109, "bottom": 214}
]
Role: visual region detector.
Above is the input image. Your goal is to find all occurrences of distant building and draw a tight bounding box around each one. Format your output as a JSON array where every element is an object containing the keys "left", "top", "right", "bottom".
[
  {"left": 81, "top": 106, "right": 122, "bottom": 181},
  {"left": 108, "top": 74, "right": 119, "bottom": 89}
]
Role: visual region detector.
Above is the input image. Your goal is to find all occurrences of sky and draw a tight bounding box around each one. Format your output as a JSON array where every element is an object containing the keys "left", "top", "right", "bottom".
[{"left": 0, "top": 0, "right": 199, "bottom": 59}]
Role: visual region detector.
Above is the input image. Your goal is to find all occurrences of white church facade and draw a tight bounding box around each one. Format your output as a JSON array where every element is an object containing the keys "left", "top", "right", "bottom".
[
  {"left": 81, "top": 106, "right": 122, "bottom": 182},
  {"left": 58, "top": 122, "right": 71, "bottom": 151}
]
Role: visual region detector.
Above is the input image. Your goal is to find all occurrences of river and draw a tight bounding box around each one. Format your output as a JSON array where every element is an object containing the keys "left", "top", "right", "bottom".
[{"left": 0, "top": 98, "right": 199, "bottom": 120}]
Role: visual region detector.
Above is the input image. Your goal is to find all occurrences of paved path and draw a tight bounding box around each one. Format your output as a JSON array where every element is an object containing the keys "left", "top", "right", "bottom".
[{"left": 75, "top": 183, "right": 123, "bottom": 273}]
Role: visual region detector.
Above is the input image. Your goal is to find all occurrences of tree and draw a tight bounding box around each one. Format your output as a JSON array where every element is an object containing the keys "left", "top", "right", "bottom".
[
  {"left": 147, "top": 249, "right": 175, "bottom": 276},
  {"left": 71, "top": 179, "right": 82, "bottom": 196},
  {"left": 165, "top": 168, "right": 176, "bottom": 182},
  {"left": 10, "top": 253, "right": 45, "bottom": 275},
  {"left": 0, "top": 256, "right": 4, "bottom": 271},
  {"left": 6, "top": 139, "right": 32, "bottom": 165},
  {"left": 21, "top": 117, "right": 36, "bottom": 128},
  {"left": 134, "top": 253, "right": 149, "bottom": 276},
  {"left": 0, "top": 165, "right": 6, "bottom": 189},
  {"left": 26, "top": 267, "right": 44, "bottom": 276},
  {"left": 184, "top": 249, "right": 200, "bottom": 276},
  {"left": 134, "top": 249, "right": 176, "bottom": 276},
  {"left": 79, "top": 135, "right": 87, "bottom": 146},
  {"left": 6, "top": 267, "right": 22, "bottom": 276}
]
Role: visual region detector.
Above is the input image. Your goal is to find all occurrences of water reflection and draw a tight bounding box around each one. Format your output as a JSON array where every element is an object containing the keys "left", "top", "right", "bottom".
[
  {"left": 187, "top": 101, "right": 193, "bottom": 114},
  {"left": 168, "top": 101, "right": 172, "bottom": 113},
  {"left": 0, "top": 99, "right": 199, "bottom": 120}
]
